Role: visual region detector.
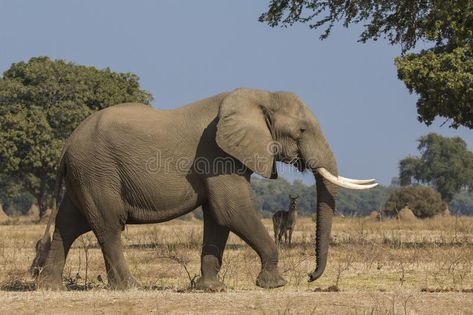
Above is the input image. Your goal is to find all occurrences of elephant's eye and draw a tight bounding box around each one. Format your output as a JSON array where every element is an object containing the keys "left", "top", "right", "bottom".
[{"left": 300, "top": 128, "right": 306, "bottom": 133}]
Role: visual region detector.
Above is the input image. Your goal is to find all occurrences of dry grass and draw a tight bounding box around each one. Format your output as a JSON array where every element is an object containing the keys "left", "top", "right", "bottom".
[{"left": 1, "top": 216, "right": 473, "bottom": 314}]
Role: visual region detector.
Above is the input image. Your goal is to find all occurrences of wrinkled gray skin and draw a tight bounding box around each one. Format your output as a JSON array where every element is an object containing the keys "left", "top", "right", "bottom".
[{"left": 32, "top": 88, "right": 337, "bottom": 290}]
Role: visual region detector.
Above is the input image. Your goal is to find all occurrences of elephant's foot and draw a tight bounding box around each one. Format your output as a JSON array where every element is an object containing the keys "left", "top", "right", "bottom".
[
  {"left": 194, "top": 277, "right": 225, "bottom": 292},
  {"left": 108, "top": 276, "right": 140, "bottom": 290},
  {"left": 256, "top": 269, "right": 287, "bottom": 289}
]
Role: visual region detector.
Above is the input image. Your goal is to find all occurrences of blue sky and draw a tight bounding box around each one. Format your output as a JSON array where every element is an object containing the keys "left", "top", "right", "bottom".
[{"left": 1, "top": 1, "right": 471, "bottom": 185}]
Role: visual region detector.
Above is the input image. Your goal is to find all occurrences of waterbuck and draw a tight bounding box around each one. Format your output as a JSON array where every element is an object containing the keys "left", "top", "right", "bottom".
[{"left": 273, "top": 195, "right": 299, "bottom": 245}]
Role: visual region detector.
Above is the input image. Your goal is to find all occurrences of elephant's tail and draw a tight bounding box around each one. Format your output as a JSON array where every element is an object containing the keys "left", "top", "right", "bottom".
[
  {"left": 30, "top": 149, "right": 67, "bottom": 277},
  {"left": 45, "top": 151, "right": 67, "bottom": 243}
]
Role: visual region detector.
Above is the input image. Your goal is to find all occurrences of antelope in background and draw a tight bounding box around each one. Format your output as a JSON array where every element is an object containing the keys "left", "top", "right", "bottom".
[{"left": 272, "top": 194, "right": 299, "bottom": 245}]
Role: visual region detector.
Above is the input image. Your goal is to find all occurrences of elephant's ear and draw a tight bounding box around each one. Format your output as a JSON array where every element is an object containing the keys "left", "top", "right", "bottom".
[{"left": 216, "top": 89, "right": 276, "bottom": 179}]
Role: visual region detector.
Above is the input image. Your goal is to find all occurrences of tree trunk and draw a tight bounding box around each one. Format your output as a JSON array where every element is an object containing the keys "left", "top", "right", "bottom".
[{"left": 37, "top": 195, "right": 48, "bottom": 221}]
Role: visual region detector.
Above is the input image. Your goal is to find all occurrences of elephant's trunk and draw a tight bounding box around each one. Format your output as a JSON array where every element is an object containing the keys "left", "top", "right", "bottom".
[
  {"left": 303, "top": 147, "right": 376, "bottom": 281},
  {"left": 309, "top": 166, "right": 337, "bottom": 281},
  {"left": 300, "top": 136, "right": 338, "bottom": 282}
]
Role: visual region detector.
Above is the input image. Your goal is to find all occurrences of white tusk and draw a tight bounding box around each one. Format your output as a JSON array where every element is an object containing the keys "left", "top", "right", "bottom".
[
  {"left": 317, "top": 168, "right": 378, "bottom": 190},
  {"left": 338, "top": 176, "right": 376, "bottom": 185}
]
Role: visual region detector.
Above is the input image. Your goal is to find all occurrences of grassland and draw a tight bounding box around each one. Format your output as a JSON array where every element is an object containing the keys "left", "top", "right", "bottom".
[{"left": 1, "top": 215, "right": 472, "bottom": 314}]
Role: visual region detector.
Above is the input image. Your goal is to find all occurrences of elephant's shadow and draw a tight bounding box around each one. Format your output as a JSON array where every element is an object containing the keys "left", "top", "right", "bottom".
[
  {"left": 0, "top": 280, "right": 36, "bottom": 292},
  {"left": 126, "top": 242, "right": 247, "bottom": 251}
]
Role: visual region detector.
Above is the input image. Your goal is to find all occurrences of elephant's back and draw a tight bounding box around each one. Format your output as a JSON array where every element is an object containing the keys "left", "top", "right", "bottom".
[
  {"left": 63, "top": 104, "right": 163, "bottom": 176},
  {"left": 79, "top": 103, "right": 161, "bottom": 135},
  {"left": 67, "top": 103, "right": 165, "bottom": 150}
]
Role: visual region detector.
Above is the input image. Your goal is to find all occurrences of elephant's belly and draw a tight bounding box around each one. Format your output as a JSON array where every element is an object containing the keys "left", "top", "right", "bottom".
[{"left": 123, "top": 176, "right": 204, "bottom": 224}]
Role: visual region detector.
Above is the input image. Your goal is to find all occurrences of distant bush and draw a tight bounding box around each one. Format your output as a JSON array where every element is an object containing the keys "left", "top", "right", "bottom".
[
  {"left": 449, "top": 190, "right": 473, "bottom": 215},
  {"left": 384, "top": 186, "right": 445, "bottom": 218},
  {"left": 1, "top": 192, "right": 34, "bottom": 215}
]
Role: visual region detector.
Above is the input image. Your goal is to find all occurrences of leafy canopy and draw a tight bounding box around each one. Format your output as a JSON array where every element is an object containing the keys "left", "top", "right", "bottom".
[
  {"left": 0, "top": 56, "right": 152, "bottom": 217},
  {"left": 395, "top": 46, "right": 473, "bottom": 128},
  {"left": 260, "top": 0, "right": 473, "bottom": 128},
  {"left": 399, "top": 133, "right": 473, "bottom": 201}
]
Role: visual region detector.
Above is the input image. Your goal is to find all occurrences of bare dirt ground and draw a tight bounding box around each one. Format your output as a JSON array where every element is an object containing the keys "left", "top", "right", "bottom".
[
  {"left": 2, "top": 290, "right": 473, "bottom": 314},
  {"left": 1, "top": 216, "right": 472, "bottom": 314}
]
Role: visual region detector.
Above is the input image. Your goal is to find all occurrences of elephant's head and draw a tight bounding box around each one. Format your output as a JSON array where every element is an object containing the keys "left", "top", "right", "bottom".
[{"left": 216, "top": 88, "right": 377, "bottom": 282}]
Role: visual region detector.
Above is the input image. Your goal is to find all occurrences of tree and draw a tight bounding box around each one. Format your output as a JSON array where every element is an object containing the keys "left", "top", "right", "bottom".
[
  {"left": 0, "top": 57, "right": 153, "bottom": 218},
  {"left": 399, "top": 133, "right": 473, "bottom": 201},
  {"left": 396, "top": 46, "right": 473, "bottom": 128},
  {"left": 384, "top": 186, "right": 445, "bottom": 218},
  {"left": 399, "top": 157, "right": 421, "bottom": 186},
  {"left": 260, "top": 0, "right": 473, "bottom": 128}
]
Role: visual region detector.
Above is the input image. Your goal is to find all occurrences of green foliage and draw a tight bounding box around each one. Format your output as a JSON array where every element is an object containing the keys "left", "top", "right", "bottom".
[
  {"left": 399, "top": 156, "right": 421, "bottom": 186},
  {"left": 252, "top": 178, "right": 314, "bottom": 214},
  {"left": 336, "top": 186, "right": 391, "bottom": 216},
  {"left": 384, "top": 186, "right": 445, "bottom": 218},
  {"left": 0, "top": 175, "right": 34, "bottom": 215},
  {"left": 0, "top": 175, "right": 21, "bottom": 201},
  {"left": 260, "top": 0, "right": 473, "bottom": 128},
  {"left": 396, "top": 46, "right": 473, "bottom": 128},
  {"left": 399, "top": 133, "right": 473, "bottom": 201},
  {"left": 0, "top": 56, "right": 153, "bottom": 217},
  {"left": 449, "top": 190, "right": 473, "bottom": 216},
  {"left": 252, "top": 176, "right": 473, "bottom": 216},
  {"left": 2, "top": 192, "right": 34, "bottom": 215},
  {"left": 261, "top": 1, "right": 471, "bottom": 51}
]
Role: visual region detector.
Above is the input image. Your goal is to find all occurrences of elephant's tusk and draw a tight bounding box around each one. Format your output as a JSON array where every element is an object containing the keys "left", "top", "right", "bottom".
[
  {"left": 317, "top": 168, "right": 378, "bottom": 190},
  {"left": 338, "top": 176, "right": 376, "bottom": 185}
]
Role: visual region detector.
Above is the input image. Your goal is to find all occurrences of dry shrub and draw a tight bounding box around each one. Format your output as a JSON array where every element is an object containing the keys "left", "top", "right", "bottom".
[
  {"left": 369, "top": 211, "right": 380, "bottom": 221},
  {"left": 26, "top": 204, "right": 39, "bottom": 217},
  {"left": 0, "top": 204, "right": 9, "bottom": 224},
  {"left": 384, "top": 186, "right": 445, "bottom": 218}
]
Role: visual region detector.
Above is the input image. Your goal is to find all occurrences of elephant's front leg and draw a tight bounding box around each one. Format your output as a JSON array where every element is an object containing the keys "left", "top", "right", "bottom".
[
  {"left": 207, "top": 174, "right": 287, "bottom": 289},
  {"left": 195, "top": 205, "right": 229, "bottom": 291},
  {"left": 236, "top": 211, "right": 287, "bottom": 288}
]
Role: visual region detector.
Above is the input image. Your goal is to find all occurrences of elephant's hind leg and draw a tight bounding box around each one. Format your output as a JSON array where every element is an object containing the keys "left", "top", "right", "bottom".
[
  {"left": 195, "top": 204, "right": 229, "bottom": 291},
  {"left": 37, "top": 196, "right": 90, "bottom": 290},
  {"left": 94, "top": 229, "right": 138, "bottom": 290}
]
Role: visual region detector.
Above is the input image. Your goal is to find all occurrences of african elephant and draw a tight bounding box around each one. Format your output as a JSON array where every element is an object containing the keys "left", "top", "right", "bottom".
[{"left": 31, "top": 88, "right": 377, "bottom": 290}]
